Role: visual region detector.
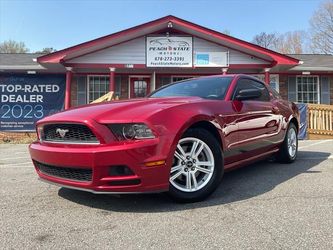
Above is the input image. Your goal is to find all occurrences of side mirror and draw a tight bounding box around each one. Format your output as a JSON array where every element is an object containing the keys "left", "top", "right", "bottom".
[{"left": 235, "top": 88, "right": 262, "bottom": 101}]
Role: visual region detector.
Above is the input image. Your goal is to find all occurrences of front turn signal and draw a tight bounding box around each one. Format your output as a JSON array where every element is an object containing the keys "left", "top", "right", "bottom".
[{"left": 144, "top": 160, "right": 166, "bottom": 167}]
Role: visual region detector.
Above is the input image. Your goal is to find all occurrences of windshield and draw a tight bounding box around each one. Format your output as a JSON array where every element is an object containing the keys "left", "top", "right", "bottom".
[{"left": 149, "top": 77, "right": 233, "bottom": 100}]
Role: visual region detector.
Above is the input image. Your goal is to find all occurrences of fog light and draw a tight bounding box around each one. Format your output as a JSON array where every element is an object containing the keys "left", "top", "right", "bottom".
[
  {"left": 109, "top": 165, "right": 134, "bottom": 176},
  {"left": 109, "top": 179, "right": 141, "bottom": 186}
]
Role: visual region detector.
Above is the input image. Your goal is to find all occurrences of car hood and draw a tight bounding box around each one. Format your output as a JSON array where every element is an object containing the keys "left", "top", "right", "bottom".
[{"left": 40, "top": 96, "right": 203, "bottom": 124}]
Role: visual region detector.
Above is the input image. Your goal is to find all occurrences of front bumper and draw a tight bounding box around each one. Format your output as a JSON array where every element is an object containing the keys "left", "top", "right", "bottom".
[{"left": 29, "top": 138, "right": 172, "bottom": 193}]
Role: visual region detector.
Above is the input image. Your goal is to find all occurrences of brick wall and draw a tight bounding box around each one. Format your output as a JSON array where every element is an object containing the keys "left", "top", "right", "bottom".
[
  {"left": 279, "top": 75, "right": 288, "bottom": 100},
  {"left": 71, "top": 77, "right": 78, "bottom": 107}
]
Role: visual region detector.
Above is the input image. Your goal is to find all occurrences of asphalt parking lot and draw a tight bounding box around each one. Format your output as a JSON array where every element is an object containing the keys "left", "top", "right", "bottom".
[{"left": 1, "top": 140, "right": 333, "bottom": 249}]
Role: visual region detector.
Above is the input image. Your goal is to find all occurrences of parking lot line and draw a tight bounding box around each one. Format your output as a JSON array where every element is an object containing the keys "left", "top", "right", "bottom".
[
  {"left": 2, "top": 156, "right": 31, "bottom": 161},
  {"left": 0, "top": 162, "right": 33, "bottom": 168},
  {"left": 299, "top": 155, "right": 333, "bottom": 160},
  {"left": 14, "top": 151, "right": 29, "bottom": 155},
  {"left": 299, "top": 139, "right": 333, "bottom": 149}
]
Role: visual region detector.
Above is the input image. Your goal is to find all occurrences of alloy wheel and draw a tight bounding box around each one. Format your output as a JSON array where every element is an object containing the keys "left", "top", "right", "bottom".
[
  {"left": 287, "top": 127, "right": 297, "bottom": 158},
  {"left": 170, "top": 137, "right": 215, "bottom": 192}
]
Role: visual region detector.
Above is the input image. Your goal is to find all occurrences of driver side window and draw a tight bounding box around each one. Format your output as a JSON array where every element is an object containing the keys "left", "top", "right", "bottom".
[{"left": 233, "top": 78, "right": 270, "bottom": 102}]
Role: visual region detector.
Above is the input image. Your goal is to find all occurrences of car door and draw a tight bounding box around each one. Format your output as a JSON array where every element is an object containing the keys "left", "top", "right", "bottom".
[{"left": 229, "top": 77, "right": 283, "bottom": 160}]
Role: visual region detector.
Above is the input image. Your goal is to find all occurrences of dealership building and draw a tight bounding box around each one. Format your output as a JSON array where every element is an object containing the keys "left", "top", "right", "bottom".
[{"left": 1, "top": 15, "right": 333, "bottom": 133}]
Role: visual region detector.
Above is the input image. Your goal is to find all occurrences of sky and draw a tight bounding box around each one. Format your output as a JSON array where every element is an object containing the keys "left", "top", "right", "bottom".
[{"left": 0, "top": 0, "right": 324, "bottom": 52}]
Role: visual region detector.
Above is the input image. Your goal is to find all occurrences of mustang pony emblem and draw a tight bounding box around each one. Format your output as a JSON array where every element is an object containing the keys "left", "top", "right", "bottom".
[{"left": 56, "top": 128, "right": 69, "bottom": 138}]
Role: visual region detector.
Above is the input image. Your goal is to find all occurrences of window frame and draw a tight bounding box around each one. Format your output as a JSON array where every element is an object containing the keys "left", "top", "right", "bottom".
[
  {"left": 87, "top": 75, "right": 110, "bottom": 103},
  {"left": 133, "top": 79, "right": 149, "bottom": 98},
  {"left": 232, "top": 77, "right": 271, "bottom": 102},
  {"left": 296, "top": 75, "right": 320, "bottom": 104}
]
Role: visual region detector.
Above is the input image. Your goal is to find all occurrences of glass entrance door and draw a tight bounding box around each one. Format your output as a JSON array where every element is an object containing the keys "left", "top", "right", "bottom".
[{"left": 130, "top": 77, "right": 150, "bottom": 98}]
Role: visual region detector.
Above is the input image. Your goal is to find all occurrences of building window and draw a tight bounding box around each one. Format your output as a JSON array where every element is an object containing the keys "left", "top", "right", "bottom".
[
  {"left": 77, "top": 76, "right": 87, "bottom": 106},
  {"left": 253, "top": 74, "right": 265, "bottom": 83},
  {"left": 172, "top": 76, "right": 195, "bottom": 82},
  {"left": 115, "top": 76, "right": 122, "bottom": 99},
  {"left": 269, "top": 74, "right": 279, "bottom": 92},
  {"left": 253, "top": 74, "right": 279, "bottom": 92},
  {"left": 158, "top": 76, "right": 171, "bottom": 88},
  {"left": 88, "top": 76, "right": 109, "bottom": 103},
  {"left": 296, "top": 76, "right": 319, "bottom": 104}
]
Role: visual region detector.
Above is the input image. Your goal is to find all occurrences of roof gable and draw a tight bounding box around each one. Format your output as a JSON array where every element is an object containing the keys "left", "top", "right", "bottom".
[
  {"left": 38, "top": 15, "right": 299, "bottom": 66},
  {"left": 65, "top": 36, "right": 269, "bottom": 66}
]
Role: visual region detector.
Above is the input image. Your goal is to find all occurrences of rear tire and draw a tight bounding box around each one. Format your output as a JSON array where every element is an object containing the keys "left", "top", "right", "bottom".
[
  {"left": 168, "top": 128, "right": 223, "bottom": 203},
  {"left": 277, "top": 123, "right": 298, "bottom": 163}
]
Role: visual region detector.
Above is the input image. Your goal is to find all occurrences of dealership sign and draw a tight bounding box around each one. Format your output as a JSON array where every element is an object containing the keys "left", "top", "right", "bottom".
[
  {"left": 146, "top": 36, "right": 193, "bottom": 67},
  {"left": 194, "top": 52, "right": 229, "bottom": 67},
  {"left": 0, "top": 74, "right": 65, "bottom": 131}
]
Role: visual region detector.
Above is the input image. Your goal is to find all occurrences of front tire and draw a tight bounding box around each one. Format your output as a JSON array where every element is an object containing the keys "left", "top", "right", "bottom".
[
  {"left": 277, "top": 123, "right": 298, "bottom": 163},
  {"left": 168, "top": 128, "right": 223, "bottom": 202}
]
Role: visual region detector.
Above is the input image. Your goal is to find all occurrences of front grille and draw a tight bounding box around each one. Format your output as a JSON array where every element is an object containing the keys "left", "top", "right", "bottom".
[
  {"left": 35, "top": 161, "right": 92, "bottom": 182},
  {"left": 42, "top": 124, "right": 99, "bottom": 144}
]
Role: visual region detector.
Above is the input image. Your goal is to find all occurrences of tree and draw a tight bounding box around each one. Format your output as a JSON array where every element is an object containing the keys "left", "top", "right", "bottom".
[
  {"left": 277, "top": 31, "right": 306, "bottom": 54},
  {"left": 0, "top": 40, "right": 29, "bottom": 53},
  {"left": 252, "top": 32, "right": 280, "bottom": 50},
  {"left": 35, "top": 47, "right": 57, "bottom": 54},
  {"left": 252, "top": 31, "right": 307, "bottom": 54},
  {"left": 310, "top": 0, "right": 333, "bottom": 54}
]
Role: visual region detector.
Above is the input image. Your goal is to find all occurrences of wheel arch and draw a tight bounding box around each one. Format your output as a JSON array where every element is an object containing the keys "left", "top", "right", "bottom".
[
  {"left": 289, "top": 117, "right": 299, "bottom": 133},
  {"left": 163, "top": 114, "right": 225, "bottom": 173},
  {"left": 186, "top": 120, "right": 223, "bottom": 151},
  {"left": 169, "top": 115, "right": 225, "bottom": 154}
]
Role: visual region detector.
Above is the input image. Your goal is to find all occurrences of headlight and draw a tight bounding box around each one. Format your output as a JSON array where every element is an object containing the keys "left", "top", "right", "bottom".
[{"left": 108, "top": 123, "right": 155, "bottom": 140}]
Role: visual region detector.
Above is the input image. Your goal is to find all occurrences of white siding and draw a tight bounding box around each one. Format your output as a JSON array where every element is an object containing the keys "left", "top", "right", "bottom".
[
  {"left": 68, "top": 36, "right": 269, "bottom": 65},
  {"left": 193, "top": 37, "right": 268, "bottom": 64},
  {"left": 68, "top": 37, "right": 146, "bottom": 64}
]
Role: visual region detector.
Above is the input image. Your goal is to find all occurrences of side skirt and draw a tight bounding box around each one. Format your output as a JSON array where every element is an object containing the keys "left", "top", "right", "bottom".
[{"left": 224, "top": 148, "right": 279, "bottom": 172}]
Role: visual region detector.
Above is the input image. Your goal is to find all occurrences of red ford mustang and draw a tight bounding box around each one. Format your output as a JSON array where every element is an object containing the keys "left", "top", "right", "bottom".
[{"left": 29, "top": 74, "right": 299, "bottom": 202}]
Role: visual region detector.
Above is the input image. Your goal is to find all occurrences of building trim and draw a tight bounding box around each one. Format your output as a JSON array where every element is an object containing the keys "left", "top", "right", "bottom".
[
  {"left": 37, "top": 15, "right": 299, "bottom": 66},
  {"left": 63, "top": 31, "right": 274, "bottom": 65}
]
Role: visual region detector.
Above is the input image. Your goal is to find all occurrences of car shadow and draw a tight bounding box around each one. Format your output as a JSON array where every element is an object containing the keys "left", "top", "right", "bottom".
[{"left": 58, "top": 151, "right": 330, "bottom": 213}]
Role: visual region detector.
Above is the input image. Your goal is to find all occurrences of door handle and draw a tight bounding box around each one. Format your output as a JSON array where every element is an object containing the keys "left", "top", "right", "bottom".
[{"left": 272, "top": 106, "right": 280, "bottom": 114}]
